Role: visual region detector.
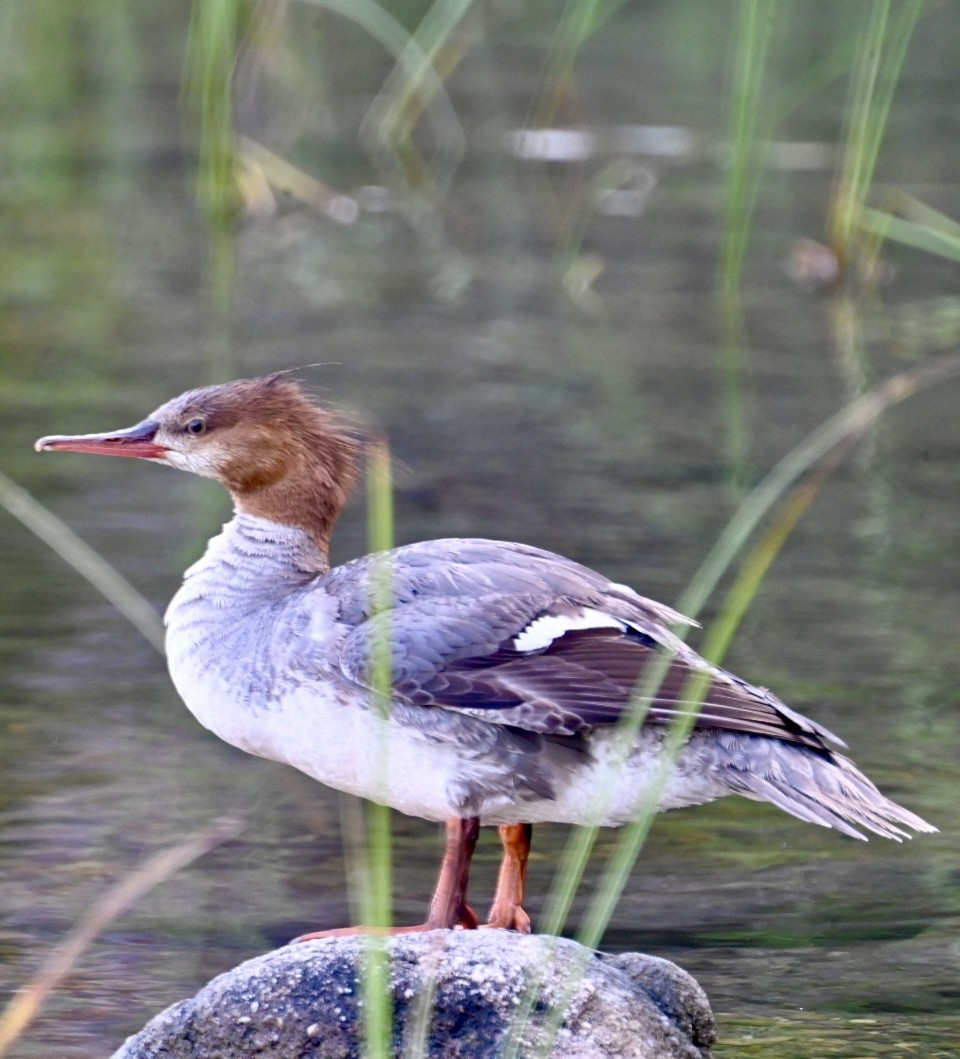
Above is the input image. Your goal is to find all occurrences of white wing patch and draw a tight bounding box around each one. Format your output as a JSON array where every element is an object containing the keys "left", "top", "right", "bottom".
[{"left": 512, "top": 608, "right": 625, "bottom": 652}]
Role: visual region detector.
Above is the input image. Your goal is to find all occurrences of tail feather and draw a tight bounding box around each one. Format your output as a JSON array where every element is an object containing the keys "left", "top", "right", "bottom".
[{"left": 710, "top": 733, "right": 938, "bottom": 841}]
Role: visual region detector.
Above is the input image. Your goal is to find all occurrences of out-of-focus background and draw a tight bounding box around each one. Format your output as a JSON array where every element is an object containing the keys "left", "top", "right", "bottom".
[{"left": 2, "top": 1, "right": 959, "bottom": 1055}]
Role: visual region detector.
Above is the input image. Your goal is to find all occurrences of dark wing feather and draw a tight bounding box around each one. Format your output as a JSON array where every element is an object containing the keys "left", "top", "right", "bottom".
[{"left": 402, "top": 627, "right": 837, "bottom": 749}]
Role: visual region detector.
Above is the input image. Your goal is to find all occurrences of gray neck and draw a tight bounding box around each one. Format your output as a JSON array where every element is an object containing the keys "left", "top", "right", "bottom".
[
  {"left": 167, "top": 512, "right": 329, "bottom": 622},
  {"left": 164, "top": 513, "right": 337, "bottom": 710}
]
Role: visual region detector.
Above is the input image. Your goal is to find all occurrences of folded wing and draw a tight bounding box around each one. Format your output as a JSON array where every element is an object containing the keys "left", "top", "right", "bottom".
[{"left": 327, "top": 538, "right": 841, "bottom": 751}]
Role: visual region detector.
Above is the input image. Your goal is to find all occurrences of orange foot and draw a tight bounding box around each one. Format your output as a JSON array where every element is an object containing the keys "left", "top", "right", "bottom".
[
  {"left": 480, "top": 823, "right": 533, "bottom": 933},
  {"left": 294, "top": 816, "right": 481, "bottom": 943},
  {"left": 293, "top": 903, "right": 478, "bottom": 943},
  {"left": 481, "top": 902, "right": 532, "bottom": 933}
]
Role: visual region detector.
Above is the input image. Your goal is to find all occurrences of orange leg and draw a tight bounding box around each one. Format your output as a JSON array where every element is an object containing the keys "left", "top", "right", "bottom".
[
  {"left": 294, "top": 816, "right": 480, "bottom": 941},
  {"left": 483, "top": 823, "right": 533, "bottom": 933},
  {"left": 421, "top": 816, "right": 481, "bottom": 930}
]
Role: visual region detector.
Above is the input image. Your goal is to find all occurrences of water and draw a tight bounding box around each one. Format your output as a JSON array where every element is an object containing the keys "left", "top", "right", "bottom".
[{"left": 1, "top": 2, "right": 959, "bottom": 1055}]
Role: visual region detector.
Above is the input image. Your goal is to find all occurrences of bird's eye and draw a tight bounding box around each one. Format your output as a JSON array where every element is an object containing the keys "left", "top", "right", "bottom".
[{"left": 185, "top": 418, "right": 207, "bottom": 436}]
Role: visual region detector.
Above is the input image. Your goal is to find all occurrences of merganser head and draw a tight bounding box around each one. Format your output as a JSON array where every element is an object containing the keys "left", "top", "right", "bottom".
[{"left": 36, "top": 374, "right": 361, "bottom": 550}]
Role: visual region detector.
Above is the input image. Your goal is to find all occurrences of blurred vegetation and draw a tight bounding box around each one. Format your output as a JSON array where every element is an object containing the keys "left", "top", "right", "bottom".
[{"left": 2, "top": 0, "right": 959, "bottom": 1055}]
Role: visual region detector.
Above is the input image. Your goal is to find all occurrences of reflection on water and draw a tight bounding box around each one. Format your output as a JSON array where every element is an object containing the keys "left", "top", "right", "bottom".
[{"left": 2, "top": 1, "right": 959, "bottom": 1055}]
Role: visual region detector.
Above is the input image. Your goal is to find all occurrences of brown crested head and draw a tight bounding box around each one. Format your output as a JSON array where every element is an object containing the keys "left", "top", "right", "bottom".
[{"left": 37, "top": 374, "right": 362, "bottom": 553}]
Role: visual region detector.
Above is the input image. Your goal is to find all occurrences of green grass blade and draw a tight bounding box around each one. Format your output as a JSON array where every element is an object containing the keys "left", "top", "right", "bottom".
[
  {"left": 184, "top": 0, "right": 243, "bottom": 312},
  {"left": 537, "top": 0, "right": 634, "bottom": 127},
  {"left": 297, "top": 0, "right": 466, "bottom": 188},
  {"left": 679, "top": 354, "right": 960, "bottom": 620},
  {"left": 297, "top": 0, "right": 461, "bottom": 106},
  {"left": 830, "top": 0, "right": 924, "bottom": 258},
  {"left": 360, "top": 438, "right": 396, "bottom": 1059},
  {"left": 889, "top": 191, "right": 960, "bottom": 239},
  {"left": 718, "top": 0, "right": 780, "bottom": 482},
  {"left": 0, "top": 468, "right": 165, "bottom": 654},
  {"left": 833, "top": 0, "right": 889, "bottom": 253},
  {"left": 373, "top": 0, "right": 472, "bottom": 129},
  {"left": 720, "top": 0, "right": 780, "bottom": 303},
  {"left": 860, "top": 207, "right": 960, "bottom": 264}
]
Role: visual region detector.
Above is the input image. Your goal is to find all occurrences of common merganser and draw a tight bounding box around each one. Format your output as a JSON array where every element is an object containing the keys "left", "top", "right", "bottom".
[{"left": 36, "top": 374, "right": 936, "bottom": 935}]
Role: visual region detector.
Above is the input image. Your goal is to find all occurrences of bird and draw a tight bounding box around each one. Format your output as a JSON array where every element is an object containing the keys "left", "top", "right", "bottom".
[{"left": 35, "top": 373, "right": 936, "bottom": 936}]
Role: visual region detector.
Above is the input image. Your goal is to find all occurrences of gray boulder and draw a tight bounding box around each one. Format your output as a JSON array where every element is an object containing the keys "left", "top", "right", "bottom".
[{"left": 113, "top": 931, "right": 715, "bottom": 1058}]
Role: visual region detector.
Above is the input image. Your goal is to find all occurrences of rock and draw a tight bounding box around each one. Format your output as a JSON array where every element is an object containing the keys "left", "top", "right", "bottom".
[{"left": 112, "top": 931, "right": 715, "bottom": 1058}]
